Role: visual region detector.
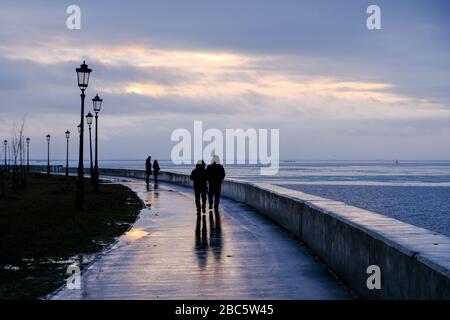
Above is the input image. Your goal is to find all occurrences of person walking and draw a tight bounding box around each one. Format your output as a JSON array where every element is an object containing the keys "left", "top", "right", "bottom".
[
  {"left": 153, "top": 159, "right": 160, "bottom": 183},
  {"left": 190, "top": 160, "right": 208, "bottom": 214},
  {"left": 206, "top": 155, "right": 225, "bottom": 211},
  {"left": 145, "top": 156, "right": 152, "bottom": 189}
]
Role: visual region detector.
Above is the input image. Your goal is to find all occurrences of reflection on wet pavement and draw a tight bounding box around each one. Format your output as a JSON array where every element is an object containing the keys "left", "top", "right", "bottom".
[
  {"left": 123, "top": 229, "right": 149, "bottom": 242},
  {"left": 52, "top": 178, "right": 352, "bottom": 300},
  {"left": 195, "top": 210, "right": 223, "bottom": 270}
]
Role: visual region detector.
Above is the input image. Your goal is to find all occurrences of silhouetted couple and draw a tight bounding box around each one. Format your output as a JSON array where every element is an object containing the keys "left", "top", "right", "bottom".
[
  {"left": 190, "top": 155, "right": 225, "bottom": 214},
  {"left": 145, "top": 156, "right": 160, "bottom": 189}
]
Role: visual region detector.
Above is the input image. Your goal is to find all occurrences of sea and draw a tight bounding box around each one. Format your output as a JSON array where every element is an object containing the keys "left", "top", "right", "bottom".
[{"left": 30, "top": 159, "right": 450, "bottom": 238}]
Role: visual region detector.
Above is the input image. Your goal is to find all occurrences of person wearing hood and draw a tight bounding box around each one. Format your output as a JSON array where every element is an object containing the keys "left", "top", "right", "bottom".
[
  {"left": 153, "top": 159, "right": 160, "bottom": 182},
  {"left": 145, "top": 156, "right": 152, "bottom": 188},
  {"left": 206, "top": 155, "right": 226, "bottom": 211},
  {"left": 190, "top": 160, "right": 208, "bottom": 214}
]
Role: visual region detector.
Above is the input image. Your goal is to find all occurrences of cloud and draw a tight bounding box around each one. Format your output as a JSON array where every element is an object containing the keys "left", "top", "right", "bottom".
[
  {"left": 0, "top": 42, "right": 448, "bottom": 125},
  {"left": 0, "top": 0, "right": 449, "bottom": 159}
]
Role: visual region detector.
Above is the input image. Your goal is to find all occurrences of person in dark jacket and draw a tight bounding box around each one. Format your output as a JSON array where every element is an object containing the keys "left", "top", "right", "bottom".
[
  {"left": 206, "top": 155, "right": 225, "bottom": 211},
  {"left": 190, "top": 160, "right": 208, "bottom": 214},
  {"left": 145, "top": 156, "right": 152, "bottom": 189},
  {"left": 153, "top": 160, "right": 160, "bottom": 182}
]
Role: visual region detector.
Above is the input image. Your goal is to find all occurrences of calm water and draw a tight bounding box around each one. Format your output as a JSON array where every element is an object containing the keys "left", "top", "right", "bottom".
[{"left": 31, "top": 160, "right": 450, "bottom": 237}]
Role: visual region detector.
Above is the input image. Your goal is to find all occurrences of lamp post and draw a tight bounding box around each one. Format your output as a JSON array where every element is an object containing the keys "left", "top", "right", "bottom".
[
  {"left": 26, "top": 138, "right": 30, "bottom": 172},
  {"left": 92, "top": 94, "right": 103, "bottom": 192},
  {"left": 86, "top": 112, "right": 94, "bottom": 180},
  {"left": 65, "top": 131, "right": 70, "bottom": 177},
  {"left": 75, "top": 61, "right": 92, "bottom": 210},
  {"left": 46, "top": 134, "right": 51, "bottom": 175},
  {"left": 3, "top": 140, "right": 7, "bottom": 171}
]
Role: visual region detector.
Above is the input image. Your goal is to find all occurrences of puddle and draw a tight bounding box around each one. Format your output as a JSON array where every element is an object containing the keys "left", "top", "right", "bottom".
[
  {"left": 123, "top": 228, "right": 149, "bottom": 241},
  {"left": 3, "top": 264, "right": 20, "bottom": 271},
  {"left": 114, "top": 221, "right": 131, "bottom": 226},
  {"left": 36, "top": 258, "right": 77, "bottom": 265},
  {"left": 92, "top": 239, "right": 110, "bottom": 246}
]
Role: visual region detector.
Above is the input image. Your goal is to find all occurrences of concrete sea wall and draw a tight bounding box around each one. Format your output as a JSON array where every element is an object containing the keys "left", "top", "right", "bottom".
[{"left": 31, "top": 166, "right": 450, "bottom": 299}]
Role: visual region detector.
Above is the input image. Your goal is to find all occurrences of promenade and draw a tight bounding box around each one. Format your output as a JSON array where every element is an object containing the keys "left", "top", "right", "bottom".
[{"left": 52, "top": 177, "right": 352, "bottom": 299}]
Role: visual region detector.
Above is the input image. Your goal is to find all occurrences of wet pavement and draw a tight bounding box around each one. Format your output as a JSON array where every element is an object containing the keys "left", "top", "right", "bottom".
[{"left": 51, "top": 178, "right": 352, "bottom": 299}]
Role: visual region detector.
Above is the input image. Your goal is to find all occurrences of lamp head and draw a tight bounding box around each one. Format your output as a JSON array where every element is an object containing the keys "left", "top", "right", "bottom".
[
  {"left": 86, "top": 112, "right": 94, "bottom": 126},
  {"left": 92, "top": 94, "right": 103, "bottom": 113},
  {"left": 76, "top": 60, "right": 92, "bottom": 90}
]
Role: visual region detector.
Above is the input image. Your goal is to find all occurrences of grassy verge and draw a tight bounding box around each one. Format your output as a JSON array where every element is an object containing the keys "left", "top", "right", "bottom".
[{"left": 0, "top": 173, "right": 142, "bottom": 299}]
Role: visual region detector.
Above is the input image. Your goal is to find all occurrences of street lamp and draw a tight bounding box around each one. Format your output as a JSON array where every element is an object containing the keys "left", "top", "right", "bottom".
[
  {"left": 46, "top": 134, "right": 51, "bottom": 175},
  {"left": 75, "top": 61, "right": 92, "bottom": 210},
  {"left": 92, "top": 94, "right": 103, "bottom": 192},
  {"left": 26, "top": 137, "right": 30, "bottom": 172},
  {"left": 65, "top": 131, "right": 70, "bottom": 177},
  {"left": 86, "top": 112, "right": 94, "bottom": 180},
  {"left": 3, "top": 140, "right": 7, "bottom": 171}
]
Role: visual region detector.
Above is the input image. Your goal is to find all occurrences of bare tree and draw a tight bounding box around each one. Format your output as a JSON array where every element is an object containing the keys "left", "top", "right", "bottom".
[
  {"left": 0, "top": 152, "right": 4, "bottom": 197},
  {"left": 10, "top": 119, "right": 26, "bottom": 191}
]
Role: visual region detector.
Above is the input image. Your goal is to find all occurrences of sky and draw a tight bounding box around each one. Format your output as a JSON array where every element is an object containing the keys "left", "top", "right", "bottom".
[{"left": 0, "top": 0, "right": 449, "bottom": 161}]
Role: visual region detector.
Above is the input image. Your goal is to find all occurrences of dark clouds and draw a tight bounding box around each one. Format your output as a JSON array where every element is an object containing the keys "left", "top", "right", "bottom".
[
  {"left": 0, "top": 0, "right": 449, "bottom": 159},
  {"left": 1, "top": 0, "right": 449, "bottom": 104}
]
